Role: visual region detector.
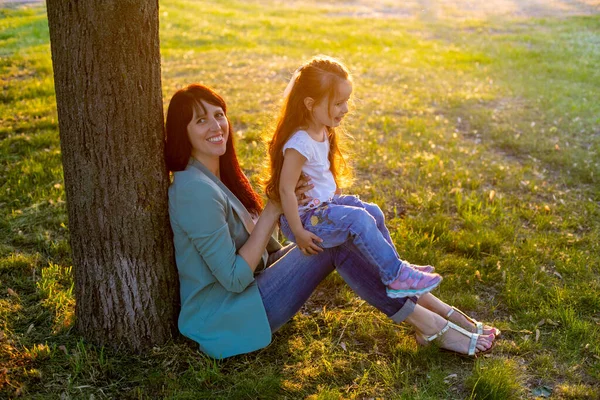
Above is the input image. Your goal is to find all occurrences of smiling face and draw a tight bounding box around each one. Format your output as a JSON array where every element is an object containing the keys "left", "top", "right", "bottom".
[
  {"left": 308, "top": 79, "right": 352, "bottom": 132},
  {"left": 186, "top": 100, "right": 229, "bottom": 169}
]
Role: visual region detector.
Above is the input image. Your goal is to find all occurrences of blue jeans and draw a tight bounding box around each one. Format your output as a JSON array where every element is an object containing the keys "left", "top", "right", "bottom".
[
  {"left": 256, "top": 242, "right": 417, "bottom": 333},
  {"left": 280, "top": 195, "right": 405, "bottom": 286}
]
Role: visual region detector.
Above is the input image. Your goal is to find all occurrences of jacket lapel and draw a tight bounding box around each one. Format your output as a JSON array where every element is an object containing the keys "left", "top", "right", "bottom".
[
  {"left": 188, "top": 158, "right": 276, "bottom": 266},
  {"left": 189, "top": 158, "right": 255, "bottom": 234}
]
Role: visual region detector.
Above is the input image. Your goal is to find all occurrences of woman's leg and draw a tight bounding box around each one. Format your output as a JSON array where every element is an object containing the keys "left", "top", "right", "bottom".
[
  {"left": 406, "top": 305, "right": 495, "bottom": 354},
  {"left": 417, "top": 293, "right": 500, "bottom": 336},
  {"left": 333, "top": 243, "right": 494, "bottom": 354},
  {"left": 256, "top": 244, "right": 335, "bottom": 333}
]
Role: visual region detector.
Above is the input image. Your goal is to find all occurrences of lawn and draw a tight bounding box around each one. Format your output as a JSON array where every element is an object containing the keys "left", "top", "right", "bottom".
[{"left": 1, "top": 0, "right": 599, "bottom": 398}]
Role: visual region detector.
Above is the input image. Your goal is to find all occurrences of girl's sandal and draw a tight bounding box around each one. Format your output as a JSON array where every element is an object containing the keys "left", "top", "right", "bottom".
[
  {"left": 417, "top": 320, "right": 491, "bottom": 357},
  {"left": 446, "top": 306, "right": 501, "bottom": 337}
]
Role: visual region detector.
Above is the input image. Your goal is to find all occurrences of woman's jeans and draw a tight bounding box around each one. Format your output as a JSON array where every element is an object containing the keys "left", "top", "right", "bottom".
[
  {"left": 256, "top": 241, "right": 417, "bottom": 333},
  {"left": 279, "top": 195, "right": 406, "bottom": 285}
]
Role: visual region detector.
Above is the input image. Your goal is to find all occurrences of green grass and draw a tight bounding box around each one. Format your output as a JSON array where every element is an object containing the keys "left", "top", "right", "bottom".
[{"left": 1, "top": 0, "right": 599, "bottom": 398}]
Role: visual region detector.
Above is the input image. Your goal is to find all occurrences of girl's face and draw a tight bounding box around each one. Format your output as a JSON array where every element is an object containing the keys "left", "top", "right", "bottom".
[
  {"left": 186, "top": 100, "right": 229, "bottom": 164},
  {"left": 309, "top": 79, "right": 352, "bottom": 130}
]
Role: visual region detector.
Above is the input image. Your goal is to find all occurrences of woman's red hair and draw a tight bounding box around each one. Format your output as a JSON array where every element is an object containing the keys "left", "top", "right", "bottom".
[
  {"left": 264, "top": 56, "right": 353, "bottom": 202},
  {"left": 165, "top": 84, "right": 263, "bottom": 215}
]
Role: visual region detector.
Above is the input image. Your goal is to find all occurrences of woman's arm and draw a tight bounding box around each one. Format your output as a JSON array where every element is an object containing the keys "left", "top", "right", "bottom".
[
  {"left": 237, "top": 201, "right": 280, "bottom": 270},
  {"left": 176, "top": 180, "right": 256, "bottom": 292}
]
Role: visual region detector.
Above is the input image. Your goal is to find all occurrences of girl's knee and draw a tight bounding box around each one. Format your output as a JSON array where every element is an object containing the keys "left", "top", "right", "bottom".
[
  {"left": 347, "top": 207, "right": 378, "bottom": 229},
  {"left": 364, "top": 203, "right": 385, "bottom": 224}
]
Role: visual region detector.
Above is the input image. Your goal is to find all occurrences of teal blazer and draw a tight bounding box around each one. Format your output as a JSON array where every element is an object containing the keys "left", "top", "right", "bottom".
[{"left": 169, "top": 158, "right": 281, "bottom": 359}]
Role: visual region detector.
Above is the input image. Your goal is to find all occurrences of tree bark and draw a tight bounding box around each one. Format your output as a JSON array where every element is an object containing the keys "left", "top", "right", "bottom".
[{"left": 46, "top": 0, "right": 178, "bottom": 351}]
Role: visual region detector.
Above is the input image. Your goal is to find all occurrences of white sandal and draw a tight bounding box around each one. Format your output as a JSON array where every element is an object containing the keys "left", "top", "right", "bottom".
[
  {"left": 418, "top": 320, "right": 485, "bottom": 357},
  {"left": 447, "top": 306, "right": 501, "bottom": 337}
]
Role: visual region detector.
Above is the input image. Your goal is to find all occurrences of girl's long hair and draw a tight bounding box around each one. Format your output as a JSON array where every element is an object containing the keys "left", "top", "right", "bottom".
[
  {"left": 264, "top": 56, "right": 353, "bottom": 202},
  {"left": 165, "top": 83, "right": 263, "bottom": 215}
]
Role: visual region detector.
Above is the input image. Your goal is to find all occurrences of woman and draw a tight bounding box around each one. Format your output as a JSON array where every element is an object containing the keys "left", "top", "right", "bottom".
[{"left": 165, "top": 83, "right": 498, "bottom": 359}]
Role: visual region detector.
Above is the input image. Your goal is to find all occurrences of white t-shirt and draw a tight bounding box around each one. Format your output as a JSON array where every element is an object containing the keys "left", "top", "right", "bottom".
[{"left": 282, "top": 130, "right": 337, "bottom": 214}]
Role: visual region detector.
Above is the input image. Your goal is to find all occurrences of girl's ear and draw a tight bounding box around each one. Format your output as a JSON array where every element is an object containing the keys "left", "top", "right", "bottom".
[{"left": 303, "top": 97, "right": 314, "bottom": 111}]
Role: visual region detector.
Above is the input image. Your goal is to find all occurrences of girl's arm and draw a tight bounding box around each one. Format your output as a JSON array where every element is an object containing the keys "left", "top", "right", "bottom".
[{"left": 279, "top": 149, "right": 323, "bottom": 254}]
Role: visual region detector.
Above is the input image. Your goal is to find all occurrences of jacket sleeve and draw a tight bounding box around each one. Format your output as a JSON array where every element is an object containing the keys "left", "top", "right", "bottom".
[{"left": 175, "top": 180, "right": 254, "bottom": 293}]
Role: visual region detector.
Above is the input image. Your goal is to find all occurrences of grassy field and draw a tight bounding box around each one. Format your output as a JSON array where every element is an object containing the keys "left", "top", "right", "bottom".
[{"left": 1, "top": 0, "right": 599, "bottom": 398}]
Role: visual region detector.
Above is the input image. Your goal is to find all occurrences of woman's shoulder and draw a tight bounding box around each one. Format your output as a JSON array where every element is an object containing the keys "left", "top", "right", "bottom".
[{"left": 170, "top": 168, "right": 225, "bottom": 201}]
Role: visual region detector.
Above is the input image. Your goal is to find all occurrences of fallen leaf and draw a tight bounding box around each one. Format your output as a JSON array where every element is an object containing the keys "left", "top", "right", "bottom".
[
  {"left": 532, "top": 385, "right": 552, "bottom": 398},
  {"left": 546, "top": 319, "right": 559, "bottom": 326},
  {"left": 475, "top": 270, "right": 482, "bottom": 281},
  {"left": 27, "top": 324, "right": 34, "bottom": 334},
  {"left": 536, "top": 319, "right": 545, "bottom": 328},
  {"left": 553, "top": 271, "right": 563, "bottom": 279},
  {"left": 509, "top": 315, "right": 516, "bottom": 323},
  {"left": 489, "top": 190, "right": 496, "bottom": 202},
  {"left": 444, "top": 373, "right": 457, "bottom": 383},
  {"left": 7, "top": 288, "right": 18, "bottom": 297},
  {"left": 340, "top": 342, "right": 347, "bottom": 351},
  {"left": 535, "top": 329, "right": 540, "bottom": 342},
  {"left": 58, "top": 345, "right": 68, "bottom": 355}
]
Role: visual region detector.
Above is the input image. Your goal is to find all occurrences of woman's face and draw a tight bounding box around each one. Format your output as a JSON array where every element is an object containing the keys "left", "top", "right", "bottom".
[{"left": 186, "top": 100, "right": 229, "bottom": 164}]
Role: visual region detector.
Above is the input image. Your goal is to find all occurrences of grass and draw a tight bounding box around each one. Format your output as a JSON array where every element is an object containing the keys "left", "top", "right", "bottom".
[{"left": 1, "top": 0, "right": 599, "bottom": 398}]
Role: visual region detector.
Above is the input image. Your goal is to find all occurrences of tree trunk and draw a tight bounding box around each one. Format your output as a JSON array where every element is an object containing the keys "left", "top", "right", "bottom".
[{"left": 46, "top": 0, "right": 178, "bottom": 351}]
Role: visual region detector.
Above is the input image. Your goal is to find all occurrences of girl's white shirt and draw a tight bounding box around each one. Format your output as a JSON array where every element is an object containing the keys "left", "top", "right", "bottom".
[{"left": 282, "top": 130, "right": 337, "bottom": 214}]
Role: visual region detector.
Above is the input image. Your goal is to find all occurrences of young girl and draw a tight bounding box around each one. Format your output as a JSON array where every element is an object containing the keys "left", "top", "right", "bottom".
[{"left": 265, "top": 56, "right": 443, "bottom": 298}]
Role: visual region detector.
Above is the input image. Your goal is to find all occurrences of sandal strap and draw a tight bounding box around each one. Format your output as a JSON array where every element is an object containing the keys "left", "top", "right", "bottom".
[
  {"left": 423, "top": 321, "right": 451, "bottom": 342},
  {"left": 447, "top": 306, "right": 484, "bottom": 335},
  {"left": 420, "top": 321, "right": 481, "bottom": 356},
  {"left": 447, "top": 321, "right": 479, "bottom": 356}
]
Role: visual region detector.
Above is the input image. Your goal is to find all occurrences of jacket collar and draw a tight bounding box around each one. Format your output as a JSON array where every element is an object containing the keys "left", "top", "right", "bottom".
[{"left": 187, "top": 157, "right": 255, "bottom": 235}]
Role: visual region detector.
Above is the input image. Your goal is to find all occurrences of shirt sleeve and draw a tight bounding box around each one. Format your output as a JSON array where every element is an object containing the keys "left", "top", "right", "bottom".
[
  {"left": 174, "top": 179, "right": 254, "bottom": 293},
  {"left": 282, "top": 131, "right": 313, "bottom": 161}
]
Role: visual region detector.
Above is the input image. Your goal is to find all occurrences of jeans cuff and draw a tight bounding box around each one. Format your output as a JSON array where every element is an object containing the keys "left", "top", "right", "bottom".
[{"left": 389, "top": 297, "right": 417, "bottom": 323}]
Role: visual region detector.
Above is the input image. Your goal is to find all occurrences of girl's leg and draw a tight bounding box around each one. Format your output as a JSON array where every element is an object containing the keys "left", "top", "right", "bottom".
[
  {"left": 333, "top": 195, "right": 434, "bottom": 273},
  {"left": 333, "top": 195, "right": 397, "bottom": 253},
  {"left": 417, "top": 293, "right": 500, "bottom": 336},
  {"left": 256, "top": 244, "right": 335, "bottom": 333},
  {"left": 298, "top": 203, "right": 441, "bottom": 296}
]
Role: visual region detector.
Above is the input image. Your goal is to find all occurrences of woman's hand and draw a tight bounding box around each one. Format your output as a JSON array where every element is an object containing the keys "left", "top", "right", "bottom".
[
  {"left": 264, "top": 199, "right": 283, "bottom": 216},
  {"left": 295, "top": 228, "right": 323, "bottom": 255},
  {"left": 295, "top": 173, "right": 314, "bottom": 206}
]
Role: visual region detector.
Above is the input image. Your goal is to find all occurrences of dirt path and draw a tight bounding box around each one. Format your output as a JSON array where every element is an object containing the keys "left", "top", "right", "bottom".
[
  {"left": 2, "top": 0, "right": 599, "bottom": 17},
  {"left": 284, "top": 0, "right": 599, "bottom": 19}
]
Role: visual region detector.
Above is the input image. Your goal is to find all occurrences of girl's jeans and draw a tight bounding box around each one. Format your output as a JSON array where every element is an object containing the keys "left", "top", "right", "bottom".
[
  {"left": 280, "top": 195, "right": 406, "bottom": 286},
  {"left": 256, "top": 242, "right": 417, "bottom": 333}
]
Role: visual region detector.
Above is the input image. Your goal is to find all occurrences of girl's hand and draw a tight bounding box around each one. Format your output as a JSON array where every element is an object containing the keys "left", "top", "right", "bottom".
[
  {"left": 295, "top": 173, "right": 314, "bottom": 206},
  {"left": 295, "top": 228, "right": 323, "bottom": 255}
]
